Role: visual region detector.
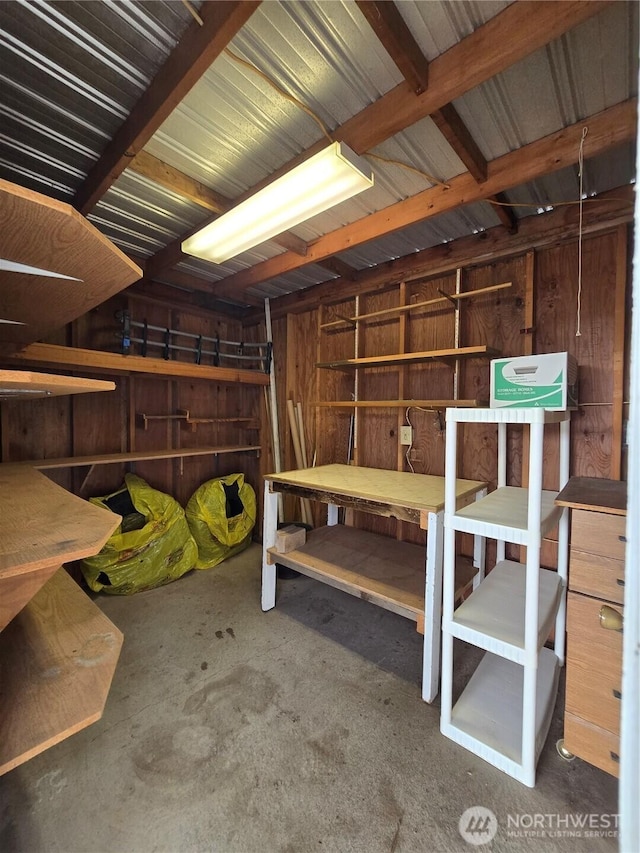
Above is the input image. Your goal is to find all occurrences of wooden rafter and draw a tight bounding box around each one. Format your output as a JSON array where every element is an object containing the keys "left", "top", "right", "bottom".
[
  {"left": 148, "top": 0, "right": 605, "bottom": 281},
  {"left": 316, "top": 257, "right": 358, "bottom": 280},
  {"left": 431, "top": 103, "right": 488, "bottom": 183},
  {"left": 129, "top": 150, "right": 228, "bottom": 213},
  {"left": 73, "top": 1, "right": 260, "bottom": 215},
  {"left": 355, "top": 1, "right": 429, "bottom": 94},
  {"left": 489, "top": 193, "right": 519, "bottom": 233},
  {"left": 128, "top": 150, "right": 308, "bottom": 257},
  {"left": 210, "top": 99, "right": 636, "bottom": 299},
  {"left": 245, "top": 185, "right": 633, "bottom": 323}
]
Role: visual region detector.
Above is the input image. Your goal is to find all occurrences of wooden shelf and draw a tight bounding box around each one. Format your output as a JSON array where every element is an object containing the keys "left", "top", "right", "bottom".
[
  {"left": 0, "top": 568, "right": 123, "bottom": 775},
  {"left": 7, "top": 343, "right": 270, "bottom": 387},
  {"left": 0, "top": 178, "right": 140, "bottom": 350},
  {"left": 0, "top": 464, "right": 120, "bottom": 630},
  {"left": 317, "top": 345, "right": 499, "bottom": 371},
  {"left": 315, "top": 399, "right": 486, "bottom": 409},
  {"left": 319, "top": 282, "right": 513, "bottom": 329},
  {"left": 0, "top": 369, "right": 115, "bottom": 400},
  {"left": 555, "top": 476, "right": 627, "bottom": 515},
  {"left": 267, "top": 524, "right": 476, "bottom": 625},
  {"left": 18, "top": 445, "right": 261, "bottom": 471},
  {"left": 0, "top": 465, "right": 120, "bottom": 580},
  {"left": 137, "top": 410, "right": 260, "bottom": 431}
]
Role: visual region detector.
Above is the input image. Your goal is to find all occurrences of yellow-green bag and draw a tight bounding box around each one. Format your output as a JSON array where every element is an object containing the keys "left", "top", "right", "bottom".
[
  {"left": 82, "top": 473, "right": 198, "bottom": 594},
  {"left": 185, "top": 473, "right": 256, "bottom": 569}
]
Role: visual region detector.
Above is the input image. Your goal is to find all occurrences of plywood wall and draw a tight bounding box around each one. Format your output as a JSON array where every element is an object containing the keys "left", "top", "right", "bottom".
[
  {"left": 271, "top": 226, "right": 629, "bottom": 566},
  {"left": 0, "top": 293, "right": 263, "bottom": 518}
]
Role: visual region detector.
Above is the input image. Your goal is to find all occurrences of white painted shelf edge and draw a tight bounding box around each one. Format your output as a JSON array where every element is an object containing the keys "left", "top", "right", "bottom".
[{"left": 446, "top": 561, "right": 563, "bottom": 663}]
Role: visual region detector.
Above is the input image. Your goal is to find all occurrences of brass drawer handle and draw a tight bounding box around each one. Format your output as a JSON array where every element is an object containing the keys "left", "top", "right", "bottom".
[
  {"left": 613, "top": 689, "right": 622, "bottom": 700},
  {"left": 599, "top": 605, "right": 623, "bottom": 632}
]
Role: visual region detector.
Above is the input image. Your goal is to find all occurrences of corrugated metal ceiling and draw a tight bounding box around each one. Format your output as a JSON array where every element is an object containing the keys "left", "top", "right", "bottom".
[{"left": 0, "top": 0, "right": 636, "bottom": 308}]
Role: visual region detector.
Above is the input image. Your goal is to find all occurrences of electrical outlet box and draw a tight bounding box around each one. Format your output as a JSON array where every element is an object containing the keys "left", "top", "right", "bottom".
[{"left": 400, "top": 425, "right": 412, "bottom": 446}]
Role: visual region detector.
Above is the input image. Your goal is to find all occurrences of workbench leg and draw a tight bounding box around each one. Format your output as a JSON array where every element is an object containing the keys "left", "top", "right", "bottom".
[
  {"left": 422, "top": 510, "right": 444, "bottom": 703},
  {"left": 261, "top": 481, "right": 278, "bottom": 611}
]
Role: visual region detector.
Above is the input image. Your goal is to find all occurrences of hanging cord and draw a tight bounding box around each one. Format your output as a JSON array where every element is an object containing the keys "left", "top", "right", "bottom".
[{"left": 576, "top": 126, "right": 588, "bottom": 337}]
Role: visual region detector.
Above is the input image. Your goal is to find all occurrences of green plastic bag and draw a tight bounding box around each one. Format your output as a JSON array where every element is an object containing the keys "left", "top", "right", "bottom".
[
  {"left": 82, "top": 473, "right": 198, "bottom": 595},
  {"left": 186, "top": 473, "right": 256, "bottom": 569}
]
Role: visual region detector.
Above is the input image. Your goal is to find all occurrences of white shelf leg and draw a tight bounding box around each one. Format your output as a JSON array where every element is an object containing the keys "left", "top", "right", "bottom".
[
  {"left": 422, "top": 510, "right": 444, "bottom": 703},
  {"left": 327, "top": 503, "right": 338, "bottom": 526},
  {"left": 261, "top": 480, "right": 278, "bottom": 611}
]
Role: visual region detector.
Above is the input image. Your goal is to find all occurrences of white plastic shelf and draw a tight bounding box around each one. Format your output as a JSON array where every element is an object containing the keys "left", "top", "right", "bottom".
[
  {"left": 448, "top": 486, "right": 562, "bottom": 545},
  {"left": 446, "top": 560, "right": 563, "bottom": 663},
  {"left": 447, "top": 408, "right": 570, "bottom": 425},
  {"left": 441, "top": 648, "right": 560, "bottom": 787}
]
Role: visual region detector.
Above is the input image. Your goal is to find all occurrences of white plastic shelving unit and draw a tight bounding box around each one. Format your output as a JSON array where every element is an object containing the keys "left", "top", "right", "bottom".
[{"left": 440, "top": 407, "right": 570, "bottom": 787}]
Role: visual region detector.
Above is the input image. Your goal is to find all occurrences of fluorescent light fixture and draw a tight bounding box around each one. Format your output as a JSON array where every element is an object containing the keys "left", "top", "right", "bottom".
[{"left": 182, "top": 141, "right": 374, "bottom": 264}]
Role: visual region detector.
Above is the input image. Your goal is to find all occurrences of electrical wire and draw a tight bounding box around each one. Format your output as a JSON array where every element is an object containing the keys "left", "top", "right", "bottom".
[
  {"left": 366, "top": 152, "right": 450, "bottom": 189},
  {"left": 224, "top": 48, "right": 334, "bottom": 143},
  {"left": 224, "top": 49, "right": 451, "bottom": 188}
]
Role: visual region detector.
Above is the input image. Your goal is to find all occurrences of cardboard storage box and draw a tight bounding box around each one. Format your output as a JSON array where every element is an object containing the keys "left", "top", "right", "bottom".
[{"left": 490, "top": 352, "right": 578, "bottom": 410}]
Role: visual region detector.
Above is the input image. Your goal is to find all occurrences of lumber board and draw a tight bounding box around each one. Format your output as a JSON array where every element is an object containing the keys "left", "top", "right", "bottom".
[
  {"left": 267, "top": 463, "right": 485, "bottom": 516},
  {"left": 19, "top": 445, "right": 261, "bottom": 471},
  {"left": 0, "top": 464, "right": 120, "bottom": 580},
  {"left": 268, "top": 525, "right": 478, "bottom": 623},
  {"left": 315, "top": 399, "right": 484, "bottom": 408},
  {"left": 0, "top": 370, "right": 114, "bottom": 400},
  {"left": 0, "top": 179, "right": 140, "bottom": 348},
  {"left": 0, "top": 568, "right": 123, "bottom": 775},
  {"left": 317, "top": 344, "right": 499, "bottom": 370},
  {"left": 8, "top": 343, "right": 270, "bottom": 386}
]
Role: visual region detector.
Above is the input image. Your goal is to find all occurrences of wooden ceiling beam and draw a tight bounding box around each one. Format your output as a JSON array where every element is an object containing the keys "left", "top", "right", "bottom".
[
  {"left": 316, "top": 257, "right": 358, "bottom": 280},
  {"left": 338, "top": 0, "right": 610, "bottom": 154},
  {"left": 355, "top": 1, "right": 429, "bottom": 94},
  {"left": 489, "top": 193, "right": 519, "bottom": 233},
  {"left": 129, "top": 150, "right": 228, "bottom": 213},
  {"left": 244, "top": 184, "right": 633, "bottom": 323},
  {"left": 73, "top": 1, "right": 260, "bottom": 215},
  {"left": 128, "top": 150, "right": 308, "bottom": 257},
  {"left": 431, "top": 103, "right": 488, "bottom": 183},
  {"left": 153, "top": 0, "right": 605, "bottom": 282},
  {"left": 211, "top": 98, "right": 636, "bottom": 299}
]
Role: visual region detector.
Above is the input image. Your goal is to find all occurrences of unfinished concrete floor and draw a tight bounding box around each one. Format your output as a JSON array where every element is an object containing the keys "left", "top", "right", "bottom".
[{"left": 1, "top": 543, "right": 619, "bottom": 852}]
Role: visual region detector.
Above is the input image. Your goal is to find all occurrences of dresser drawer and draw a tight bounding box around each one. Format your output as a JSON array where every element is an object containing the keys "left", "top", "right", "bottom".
[
  {"left": 569, "top": 549, "right": 625, "bottom": 603},
  {"left": 566, "top": 591, "right": 622, "bottom": 733},
  {"left": 564, "top": 712, "right": 620, "bottom": 777},
  {"left": 572, "top": 510, "right": 627, "bottom": 560}
]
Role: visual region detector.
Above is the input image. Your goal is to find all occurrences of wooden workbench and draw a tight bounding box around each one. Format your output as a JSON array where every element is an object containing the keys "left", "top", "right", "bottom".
[{"left": 261, "top": 464, "right": 487, "bottom": 703}]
